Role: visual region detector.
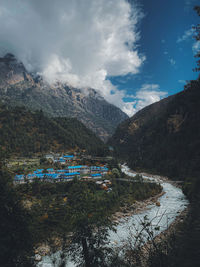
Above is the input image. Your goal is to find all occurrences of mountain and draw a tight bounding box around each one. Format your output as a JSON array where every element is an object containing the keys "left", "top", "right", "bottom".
[
  {"left": 0, "top": 54, "right": 128, "bottom": 141},
  {"left": 0, "top": 104, "right": 108, "bottom": 158},
  {"left": 109, "top": 78, "right": 200, "bottom": 181}
]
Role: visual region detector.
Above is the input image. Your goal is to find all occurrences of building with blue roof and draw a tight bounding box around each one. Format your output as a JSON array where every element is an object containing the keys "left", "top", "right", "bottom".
[
  {"left": 91, "top": 173, "right": 102, "bottom": 178},
  {"left": 35, "top": 173, "right": 45, "bottom": 179},
  {"left": 63, "top": 155, "right": 74, "bottom": 160},
  {"left": 27, "top": 174, "right": 35, "bottom": 178},
  {"left": 14, "top": 175, "right": 24, "bottom": 184},
  {"left": 56, "top": 169, "right": 68, "bottom": 173},
  {"left": 50, "top": 173, "right": 60, "bottom": 179},
  {"left": 58, "top": 172, "right": 80, "bottom": 181},
  {"left": 14, "top": 175, "right": 24, "bottom": 180},
  {"left": 13, "top": 164, "right": 109, "bottom": 184},
  {"left": 26, "top": 174, "right": 36, "bottom": 182},
  {"left": 90, "top": 166, "right": 108, "bottom": 175},
  {"left": 36, "top": 169, "right": 44, "bottom": 173},
  {"left": 68, "top": 165, "right": 83, "bottom": 172},
  {"left": 68, "top": 165, "right": 89, "bottom": 174},
  {"left": 65, "top": 172, "right": 80, "bottom": 176},
  {"left": 59, "top": 158, "right": 66, "bottom": 164},
  {"left": 68, "top": 165, "right": 84, "bottom": 169}
]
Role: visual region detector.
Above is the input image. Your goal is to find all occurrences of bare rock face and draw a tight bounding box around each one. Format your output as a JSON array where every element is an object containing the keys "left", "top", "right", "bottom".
[
  {"left": 0, "top": 54, "right": 128, "bottom": 141},
  {"left": 0, "top": 54, "right": 33, "bottom": 88}
]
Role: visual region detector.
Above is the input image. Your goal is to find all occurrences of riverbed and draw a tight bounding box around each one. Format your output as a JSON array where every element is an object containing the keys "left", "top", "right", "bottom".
[
  {"left": 38, "top": 165, "right": 189, "bottom": 266},
  {"left": 108, "top": 165, "right": 189, "bottom": 246}
]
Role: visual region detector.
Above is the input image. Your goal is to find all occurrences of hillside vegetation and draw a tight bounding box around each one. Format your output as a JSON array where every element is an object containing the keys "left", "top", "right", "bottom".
[
  {"left": 110, "top": 78, "right": 200, "bottom": 182},
  {"left": 0, "top": 104, "right": 107, "bottom": 158}
]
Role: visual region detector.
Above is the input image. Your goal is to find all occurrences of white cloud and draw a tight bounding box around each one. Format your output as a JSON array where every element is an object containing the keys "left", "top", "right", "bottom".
[
  {"left": 177, "top": 27, "right": 195, "bottom": 43},
  {"left": 178, "top": 80, "right": 186, "bottom": 84},
  {"left": 192, "top": 41, "right": 200, "bottom": 54},
  {"left": 177, "top": 27, "right": 199, "bottom": 58},
  {"left": 124, "top": 84, "right": 167, "bottom": 116},
  {"left": 169, "top": 58, "right": 176, "bottom": 66},
  {"left": 163, "top": 51, "right": 176, "bottom": 67},
  {"left": 184, "top": 0, "right": 197, "bottom": 10},
  {"left": 0, "top": 0, "right": 145, "bottom": 115}
]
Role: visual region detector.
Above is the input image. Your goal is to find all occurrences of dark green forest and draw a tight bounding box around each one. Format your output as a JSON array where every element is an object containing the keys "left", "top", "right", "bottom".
[{"left": 0, "top": 104, "right": 108, "bottom": 159}]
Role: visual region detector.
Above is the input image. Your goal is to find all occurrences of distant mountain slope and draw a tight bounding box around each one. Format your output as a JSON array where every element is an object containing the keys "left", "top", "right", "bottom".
[
  {"left": 110, "top": 78, "right": 200, "bottom": 180},
  {"left": 0, "top": 104, "right": 107, "bottom": 158},
  {"left": 0, "top": 54, "right": 128, "bottom": 141}
]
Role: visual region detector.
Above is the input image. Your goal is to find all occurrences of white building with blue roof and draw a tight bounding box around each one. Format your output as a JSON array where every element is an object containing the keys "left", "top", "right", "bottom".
[
  {"left": 63, "top": 155, "right": 74, "bottom": 161},
  {"left": 58, "top": 172, "right": 80, "bottom": 181},
  {"left": 14, "top": 175, "right": 25, "bottom": 184},
  {"left": 14, "top": 164, "right": 108, "bottom": 184},
  {"left": 68, "top": 165, "right": 89, "bottom": 174}
]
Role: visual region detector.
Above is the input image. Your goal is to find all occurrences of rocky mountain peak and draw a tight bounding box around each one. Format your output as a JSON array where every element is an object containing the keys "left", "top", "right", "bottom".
[
  {"left": 0, "top": 54, "right": 33, "bottom": 88},
  {"left": 0, "top": 53, "right": 128, "bottom": 141}
]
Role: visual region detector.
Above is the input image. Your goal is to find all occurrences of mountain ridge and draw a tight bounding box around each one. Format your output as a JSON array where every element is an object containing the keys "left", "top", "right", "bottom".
[
  {"left": 109, "top": 78, "right": 200, "bottom": 181},
  {"left": 0, "top": 54, "right": 128, "bottom": 141}
]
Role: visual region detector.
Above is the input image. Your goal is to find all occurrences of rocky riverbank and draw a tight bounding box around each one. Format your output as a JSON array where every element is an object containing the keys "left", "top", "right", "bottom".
[
  {"left": 132, "top": 207, "right": 189, "bottom": 267},
  {"left": 112, "top": 191, "right": 165, "bottom": 224},
  {"left": 35, "top": 188, "right": 164, "bottom": 260},
  {"left": 119, "top": 166, "right": 189, "bottom": 266},
  {"left": 35, "top": 187, "right": 164, "bottom": 261}
]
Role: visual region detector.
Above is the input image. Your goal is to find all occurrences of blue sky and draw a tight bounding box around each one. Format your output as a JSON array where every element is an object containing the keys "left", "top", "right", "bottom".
[
  {"left": 110, "top": 0, "right": 200, "bottom": 105},
  {"left": 0, "top": 0, "right": 199, "bottom": 116}
]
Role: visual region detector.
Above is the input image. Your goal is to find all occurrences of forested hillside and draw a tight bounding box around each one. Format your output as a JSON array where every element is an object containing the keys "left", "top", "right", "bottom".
[
  {"left": 110, "top": 78, "right": 200, "bottom": 182},
  {"left": 0, "top": 104, "right": 107, "bottom": 158}
]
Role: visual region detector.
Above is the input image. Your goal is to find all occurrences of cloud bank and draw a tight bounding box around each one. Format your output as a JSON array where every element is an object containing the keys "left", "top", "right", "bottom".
[
  {"left": 0, "top": 0, "right": 163, "bottom": 116},
  {"left": 177, "top": 27, "right": 195, "bottom": 43},
  {"left": 125, "top": 84, "right": 167, "bottom": 116}
]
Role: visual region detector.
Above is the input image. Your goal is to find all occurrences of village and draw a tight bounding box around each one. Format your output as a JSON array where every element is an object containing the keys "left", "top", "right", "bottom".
[{"left": 13, "top": 153, "right": 112, "bottom": 191}]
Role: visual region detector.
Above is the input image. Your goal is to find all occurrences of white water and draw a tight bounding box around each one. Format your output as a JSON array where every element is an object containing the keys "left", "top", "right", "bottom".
[
  {"left": 39, "top": 165, "right": 189, "bottom": 266},
  {"left": 108, "top": 165, "right": 189, "bottom": 246}
]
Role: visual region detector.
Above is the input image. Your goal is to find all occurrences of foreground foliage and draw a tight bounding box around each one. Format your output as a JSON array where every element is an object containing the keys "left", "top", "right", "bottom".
[
  {"left": 0, "top": 168, "right": 34, "bottom": 267},
  {"left": 0, "top": 167, "right": 161, "bottom": 266}
]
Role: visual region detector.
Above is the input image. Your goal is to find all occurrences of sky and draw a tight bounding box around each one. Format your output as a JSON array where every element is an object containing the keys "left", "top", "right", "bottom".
[{"left": 0, "top": 0, "right": 199, "bottom": 116}]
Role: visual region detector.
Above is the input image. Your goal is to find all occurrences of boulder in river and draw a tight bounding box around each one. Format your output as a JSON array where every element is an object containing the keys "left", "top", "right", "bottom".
[{"left": 156, "top": 201, "right": 161, "bottom": 207}]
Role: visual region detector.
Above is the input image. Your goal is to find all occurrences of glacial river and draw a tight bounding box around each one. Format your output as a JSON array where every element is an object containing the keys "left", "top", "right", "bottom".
[{"left": 39, "top": 165, "right": 189, "bottom": 266}]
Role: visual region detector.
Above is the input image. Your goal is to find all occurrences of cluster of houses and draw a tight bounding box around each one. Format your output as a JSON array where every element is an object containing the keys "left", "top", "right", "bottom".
[
  {"left": 45, "top": 154, "right": 75, "bottom": 164},
  {"left": 14, "top": 165, "right": 109, "bottom": 184}
]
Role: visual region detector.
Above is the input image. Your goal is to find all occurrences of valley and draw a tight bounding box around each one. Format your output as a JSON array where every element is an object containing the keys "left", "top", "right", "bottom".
[{"left": 0, "top": 2, "right": 199, "bottom": 266}]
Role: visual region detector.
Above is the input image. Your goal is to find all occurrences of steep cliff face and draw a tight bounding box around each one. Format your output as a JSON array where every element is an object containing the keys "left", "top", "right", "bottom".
[
  {"left": 0, "top": 53, "right": 34, "bottom": 88},
  {"left": 110, "top": 78, "right": 200, "bottom": 180},
  {"left": 0, "top": 54, "right": 128, "bottom": 141}
]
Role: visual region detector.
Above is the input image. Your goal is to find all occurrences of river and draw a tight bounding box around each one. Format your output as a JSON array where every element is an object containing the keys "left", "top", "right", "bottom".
[{"left": 39, "top": 165, "right": 189, "bottom": 266}]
